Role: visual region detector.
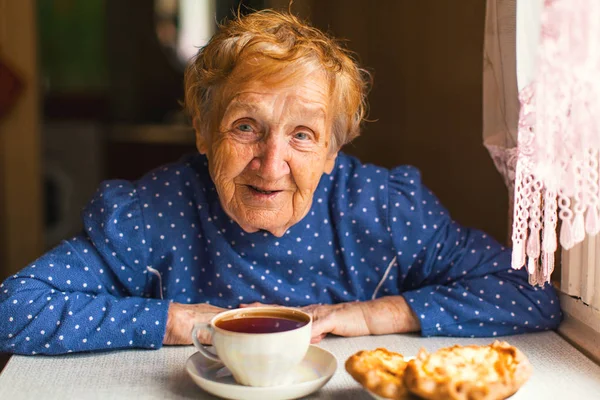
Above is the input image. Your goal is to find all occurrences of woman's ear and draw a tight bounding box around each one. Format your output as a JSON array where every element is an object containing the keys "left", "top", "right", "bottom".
[
  {"left": 324, "top": 151, "right": 338, "bottom": 174},
  {"left": 193, "top": 118, "right": 209, "bottom": 155}
]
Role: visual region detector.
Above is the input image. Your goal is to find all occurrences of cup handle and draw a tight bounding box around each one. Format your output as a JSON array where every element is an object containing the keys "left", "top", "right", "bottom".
[{"left": 191, "top": 322, "right": 221, "bottom": 363}]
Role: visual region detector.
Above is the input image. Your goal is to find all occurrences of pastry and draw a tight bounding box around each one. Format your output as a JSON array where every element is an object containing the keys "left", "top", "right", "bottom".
[
  {"left": 345, "top": 347, "right": 410, "bottom": 399},
  {"left": 346, "top": 341, "right": 532, "bottom": 400},
  {"left": 403, "top": 341, "right": 532, "bottom": 400}
]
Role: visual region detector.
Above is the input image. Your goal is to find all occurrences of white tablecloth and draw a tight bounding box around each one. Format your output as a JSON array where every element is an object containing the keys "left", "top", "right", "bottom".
[{"left": 0, "top": 331, "right": 599, "bottom": 399}]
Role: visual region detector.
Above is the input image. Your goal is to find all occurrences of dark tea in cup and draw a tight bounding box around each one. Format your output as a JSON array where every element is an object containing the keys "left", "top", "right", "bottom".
[{"left": 215, "top": 310, "right": 309, "bottom": 334}]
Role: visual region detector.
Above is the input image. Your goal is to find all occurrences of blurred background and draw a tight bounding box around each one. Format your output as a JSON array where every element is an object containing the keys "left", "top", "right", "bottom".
[{"left": 0, "top": 0, "right": 508, "bottom": 285}]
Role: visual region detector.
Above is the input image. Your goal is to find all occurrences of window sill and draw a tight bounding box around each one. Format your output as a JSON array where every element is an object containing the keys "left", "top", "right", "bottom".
[{"left": 558, "top": 293, "right": 600, "bottom": 365}]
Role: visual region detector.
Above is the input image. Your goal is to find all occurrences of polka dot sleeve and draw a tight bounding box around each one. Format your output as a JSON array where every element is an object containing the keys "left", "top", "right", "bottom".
[
  {"left": 0, "top": 181, "right": 169, "bottom": 355},
  {"left": 387, "top": 166, "right": 561, "bottom": 337}
]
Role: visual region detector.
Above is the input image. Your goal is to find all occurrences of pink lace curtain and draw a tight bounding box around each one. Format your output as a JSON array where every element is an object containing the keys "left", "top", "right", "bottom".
[
  {"left": 512, "top": 0, "right": 600, "bottom": 285},
  {"left": 484, "top": 0, "right": 600, "bottom": 286}
]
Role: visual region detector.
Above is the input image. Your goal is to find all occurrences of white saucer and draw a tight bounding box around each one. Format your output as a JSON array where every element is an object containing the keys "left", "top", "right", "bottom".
[{"left": 186, "top": 345, "right": 337, "bottom": 400}]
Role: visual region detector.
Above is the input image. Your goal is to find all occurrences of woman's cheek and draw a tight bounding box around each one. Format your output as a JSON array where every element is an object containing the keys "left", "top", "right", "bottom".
[
  {"left": 212, "top": 140, "right": 251, "bottom": 175},
  {"left": 292, "top": 155, "right": 326, "bottom": 191}
]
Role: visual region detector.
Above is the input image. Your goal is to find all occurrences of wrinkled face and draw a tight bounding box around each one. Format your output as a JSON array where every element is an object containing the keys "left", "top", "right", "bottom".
[{"left": 195, "top": 72, "right": 338, "bottom": 237}]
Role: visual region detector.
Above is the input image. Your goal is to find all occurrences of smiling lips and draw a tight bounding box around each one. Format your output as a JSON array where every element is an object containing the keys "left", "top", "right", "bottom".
[{"left": 248, "top": 185, "right": 283, "bottom": 195}]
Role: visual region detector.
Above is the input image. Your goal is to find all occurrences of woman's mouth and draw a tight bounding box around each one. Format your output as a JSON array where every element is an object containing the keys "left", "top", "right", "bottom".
[{"left": 248, "top": 185, "right": 282, "bottom": 195}]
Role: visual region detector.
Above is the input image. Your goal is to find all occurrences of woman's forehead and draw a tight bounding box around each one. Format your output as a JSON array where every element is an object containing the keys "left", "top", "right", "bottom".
[{"left": 222, "top": 72, "right": 330, "bottom": 115}]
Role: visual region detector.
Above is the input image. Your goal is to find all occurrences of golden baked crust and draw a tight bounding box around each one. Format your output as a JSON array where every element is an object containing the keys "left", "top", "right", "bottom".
[
  {"left": 345, "top": 348, "right": 410, "bottom": 399},
  {"left": 403, "top": 341, "right": 532, "bottom": 400}
]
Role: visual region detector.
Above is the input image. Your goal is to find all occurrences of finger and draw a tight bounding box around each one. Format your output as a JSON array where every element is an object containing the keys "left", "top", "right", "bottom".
[
  {"left": 239, "top": 302, "right": 267, "bottom": 308},
  {"left": 310, "top": 333, "right": 327, "bottom": 344},
  {"left": 240, "top": 302, "right": 287, "bottom": 309},
  {"left": 310, "top": 314, "right": 335, "bottom": 341},
  {"left": 193, "top": 325, "right": 213, "bottom": 345}
]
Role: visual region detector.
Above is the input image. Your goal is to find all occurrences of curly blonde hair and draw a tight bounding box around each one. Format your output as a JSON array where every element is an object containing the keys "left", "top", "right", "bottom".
[{"left": 184, "top": 10, "right": 370, "bottom": 151}]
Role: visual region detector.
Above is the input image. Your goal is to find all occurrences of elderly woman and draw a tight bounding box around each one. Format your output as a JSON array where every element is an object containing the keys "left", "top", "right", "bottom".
[{"left": 0, "top": 11, "right": 559, "bottom": 355}]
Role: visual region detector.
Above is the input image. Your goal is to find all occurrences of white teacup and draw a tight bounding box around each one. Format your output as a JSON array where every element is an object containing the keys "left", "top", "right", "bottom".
[{"left": 192, "top": 306, "right": 312, "bottom": 387}]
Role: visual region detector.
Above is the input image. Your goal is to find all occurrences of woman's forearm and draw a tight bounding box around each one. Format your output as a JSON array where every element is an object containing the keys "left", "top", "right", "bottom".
[{"left": 360, "top": 296, "right": 421, "bottom": 335}]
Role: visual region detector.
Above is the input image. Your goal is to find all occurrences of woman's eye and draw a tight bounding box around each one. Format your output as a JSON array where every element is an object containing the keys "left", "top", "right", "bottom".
[
  {"left": 294, "top": 132, "right": 310, "bottom": 140},
  {"left": 237, "top": 124, "right": 253, "bottom": 132}
]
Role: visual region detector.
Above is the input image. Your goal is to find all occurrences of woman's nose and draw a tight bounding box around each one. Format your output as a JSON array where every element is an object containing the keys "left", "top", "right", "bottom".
[{"left": 254, "top": 137, "right": 291, "bottom": 181}]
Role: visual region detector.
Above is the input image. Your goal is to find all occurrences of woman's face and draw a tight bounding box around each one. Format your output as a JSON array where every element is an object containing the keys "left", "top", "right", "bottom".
[{"left": 196, "top": 72, "right": 338, "bottom": 237}]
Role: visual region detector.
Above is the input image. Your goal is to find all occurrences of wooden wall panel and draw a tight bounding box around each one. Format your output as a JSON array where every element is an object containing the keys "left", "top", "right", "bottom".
[{"left": 0, "top": 0, "right": 43, "bottom": 279}]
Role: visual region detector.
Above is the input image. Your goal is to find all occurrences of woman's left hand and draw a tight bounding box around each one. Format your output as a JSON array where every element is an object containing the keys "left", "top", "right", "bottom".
[
  {"left": 241, "top": 296, "right": 420, "bottom": 343},
  {"left": 304, "top": 296, "right": 420, "bottom": 343},
  {"left": 301, "top": 302, "right": 371, "bottom": 343}
]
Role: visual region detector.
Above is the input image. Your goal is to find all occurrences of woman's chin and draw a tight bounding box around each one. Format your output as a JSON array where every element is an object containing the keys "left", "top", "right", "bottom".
[
  {"left": 223, "top": 193, "right": 311, "bottom": 237},
  {"left": 230, "top": 209, "right": 292, "bottom": 237},
  {"left": 239, "top": 220, "right": 287, "bottom": 237}
]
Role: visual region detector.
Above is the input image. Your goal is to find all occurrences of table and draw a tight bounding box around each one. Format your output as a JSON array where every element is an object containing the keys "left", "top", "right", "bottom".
[{"left": 0, "top": 331, "right": 599, "bottom": 399}]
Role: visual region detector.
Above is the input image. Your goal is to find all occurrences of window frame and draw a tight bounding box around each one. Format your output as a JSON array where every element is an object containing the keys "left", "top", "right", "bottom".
[{"left": 559, "top": 237, "right": 600, "bottom": 364}]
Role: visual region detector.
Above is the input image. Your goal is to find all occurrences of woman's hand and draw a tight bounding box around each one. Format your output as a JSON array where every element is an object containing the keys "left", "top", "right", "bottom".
[
  {"left": 305, "top": 296, "right": 421, "bottom": 343},
  {"left": 301, "top": 302, "right": 371, "bottom": 343},
  {"left": 164, "top": 302, "right": 226, "bottom": 345},
  {"left": 241, "top": 296, "right": 420, "bottom": 343}
]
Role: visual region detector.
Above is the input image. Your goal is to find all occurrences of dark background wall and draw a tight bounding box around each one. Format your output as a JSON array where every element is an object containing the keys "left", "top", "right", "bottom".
[{"left": 304, "top": 0, "right": 508, "bottom": 243}]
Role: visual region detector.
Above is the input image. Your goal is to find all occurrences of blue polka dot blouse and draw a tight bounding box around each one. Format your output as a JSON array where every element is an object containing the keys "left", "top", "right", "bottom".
[{"left": 0, "top": 153, "right": 560, "bottom": 354}]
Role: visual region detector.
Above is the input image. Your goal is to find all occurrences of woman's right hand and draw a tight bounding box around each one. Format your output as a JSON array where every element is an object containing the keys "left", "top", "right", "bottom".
[{"left": 163, "top": 302, "right": 226, "bottom": 345}]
